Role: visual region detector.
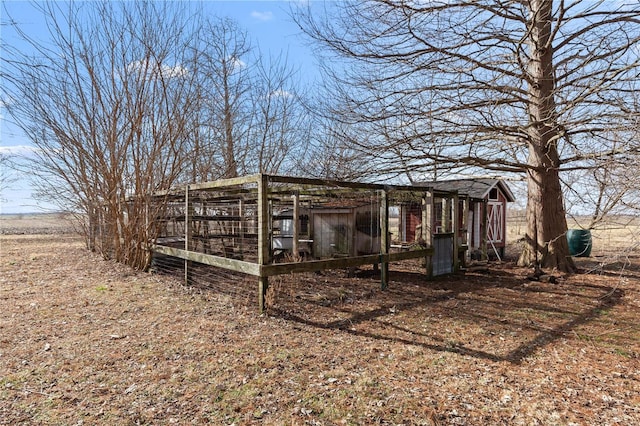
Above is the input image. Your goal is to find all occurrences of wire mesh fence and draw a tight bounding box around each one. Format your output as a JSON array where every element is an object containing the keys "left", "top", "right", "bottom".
[
  {"left": 144, "top": 174, "right": 460, "bottom": 310},
  {"left": 150, "top": 254, "right": 257, "bottom": 307}
]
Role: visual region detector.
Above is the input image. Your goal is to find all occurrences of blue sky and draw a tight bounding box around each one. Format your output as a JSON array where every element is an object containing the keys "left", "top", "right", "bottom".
[{"left": 1, "top": 1, "right": 320, "bottom": 214}]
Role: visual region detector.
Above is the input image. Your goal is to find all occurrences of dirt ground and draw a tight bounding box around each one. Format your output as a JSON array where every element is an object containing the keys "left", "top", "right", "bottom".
[{"left": 1, "top": 214, "right": 639, "bottom": 425}]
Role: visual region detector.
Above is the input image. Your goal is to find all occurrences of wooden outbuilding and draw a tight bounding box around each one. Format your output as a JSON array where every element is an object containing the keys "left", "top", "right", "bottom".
[
  {"left": 398, "top": 178, "right": 515, "bottom": 261},
  {"left": 272, "top": 201, "right": 381, "bottom": 259}
]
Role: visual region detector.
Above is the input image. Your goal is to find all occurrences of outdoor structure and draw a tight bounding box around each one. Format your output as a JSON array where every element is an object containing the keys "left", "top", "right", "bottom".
[
  {"left": 271, "top": 201, "right": 381, "bottom": 259},
  {"left": 148, "top": 174, "right": 463, "bottom": 312},
  {"left": 398, "top": 178, "right": 515, "bottom": 261}
]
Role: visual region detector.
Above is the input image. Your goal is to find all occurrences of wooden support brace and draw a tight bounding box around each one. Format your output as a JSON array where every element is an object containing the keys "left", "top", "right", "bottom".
[
  {"left": 257, "top": 174, "right": 270, "bottom": 313},
  {"left": 452, "top": 192, "right": 460, "bottom": 272},
  {"left": 481, "top": 200, "right": 489, "bottom": 261},
  {"left": 292, "top": 191, "right": 299, "bottom": 259},
  {"left": 379, "top": 189, "right": 389, "bottom": 289},
  {"left": 184, "top": 185, "right": 194, "bottom": 286},
  {"left": 423, "top": 189, "right": 434, "bottom": 278}
]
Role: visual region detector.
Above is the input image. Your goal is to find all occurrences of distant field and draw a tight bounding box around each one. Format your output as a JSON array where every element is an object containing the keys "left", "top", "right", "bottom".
[
  {"left": 0, "top": 212, "right": 78, "bottom": 235},
  {"left": 2, "top": 211, "right": 639, "bottom": 257},
  {"left": 507, "top": 213, "right": 640, "bottom": 258}
]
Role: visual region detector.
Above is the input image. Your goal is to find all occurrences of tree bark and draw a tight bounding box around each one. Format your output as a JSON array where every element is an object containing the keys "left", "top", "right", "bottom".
[
  {"left": 519, "top": 155, "right": 576, "bottom": 272},
  {"left": 518, "top": 0, "right": 576, "bottom": 272}
]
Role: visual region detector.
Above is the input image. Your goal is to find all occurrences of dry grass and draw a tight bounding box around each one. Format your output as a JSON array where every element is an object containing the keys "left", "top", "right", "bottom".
[
  {"left": 1, "top": 214, "right": 639, "bottom": 425},
  {"left": 0, "top": 213, "right": 78, "bottom": 235},
  {"left": 507, "top": 214, "right": 640, "bottom": 259}
]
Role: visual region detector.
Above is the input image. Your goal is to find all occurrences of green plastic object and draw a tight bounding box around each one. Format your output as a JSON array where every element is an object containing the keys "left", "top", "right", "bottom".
[{"left": 567, "top": 229, "right": 592, "bottom": 257}]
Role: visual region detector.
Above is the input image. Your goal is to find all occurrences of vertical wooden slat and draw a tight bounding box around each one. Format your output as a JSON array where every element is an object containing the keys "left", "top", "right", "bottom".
[
  {"left": 292, "top": 191, "right": 299, "bottom": 259},
  {"left": 481, "top": 199, "right": 489, "bottom": 260},
  {"left": 443, "top": 197, "right": 450, "bottom": 233},
  {"left": 379, "top": 189, "right": 389, "bottom": 289},
  {"left": 461, "top": 195, "right": 470, "bottom": 267},
  {"left": 238, "top": 197, "right": 244, "bottom": 259},
  {"left": 452, "top": 192, "right": 460, "bottom": 272},
  {"left": 257, "top": 174, "right": 270, "bottom": 313},
  {"left": 422, "top": 189, "right": 434, "bottom": 278},
  {"left": 184, "top": 185, "right": 192, "bottom": 286}
]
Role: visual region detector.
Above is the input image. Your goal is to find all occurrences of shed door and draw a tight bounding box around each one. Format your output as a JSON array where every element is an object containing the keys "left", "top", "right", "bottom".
[
  {"left": 313, "top": 213, "right": 351, "bottom": 258},
  {"left": 487, "top": 202, "right": 504, "bottom": 243},
  {"left": 433, "top": 234, "right": 453, "bottom": 276}
]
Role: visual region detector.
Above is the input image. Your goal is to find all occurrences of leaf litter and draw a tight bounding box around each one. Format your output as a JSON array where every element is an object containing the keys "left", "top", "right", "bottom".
[{"left": 1, "top": 232, "right": 639, "bottom": 425}]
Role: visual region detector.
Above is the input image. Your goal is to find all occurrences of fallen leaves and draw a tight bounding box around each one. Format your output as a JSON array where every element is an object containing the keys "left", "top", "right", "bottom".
[{"left": 1, "top": 233, "right": 639, "bottom": 425}]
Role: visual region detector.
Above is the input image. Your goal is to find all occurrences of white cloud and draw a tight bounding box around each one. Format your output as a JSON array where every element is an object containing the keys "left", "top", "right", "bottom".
[
  {"left": 126, "top": 60, "right": 143, "bottom": 74},
  {"left": 269, "top": 89, "right": 293, "bottom": 99},
  {"left": 0, "top": 145, "right": 39, "bottom": 156},
  {"left": 228, "top": 56, "right": 247, "bottom": 70},
  {"left": 127, "top": 60, "right": 188, "bottom": 79},
  {"left": 251, "top": 11, "right": 273, "bottom": 22},
  {"left": 0, "top": 94, "right": 16, "bottom": 110},
  {"left": 160, "top": 63, "right": 188, "bottom": 78}
]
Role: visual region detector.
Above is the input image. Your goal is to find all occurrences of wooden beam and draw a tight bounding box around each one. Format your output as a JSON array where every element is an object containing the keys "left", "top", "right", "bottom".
[
  {"left": 422, "top": 189, "right": 434, "bottom": 278},
  {"left": 267, "top": 174, "right": 387, "bottom": 191},
  {"left": 185, "top": 185, "right": 192, "bottom": 285},
  {"left": 187, "top": 174, "right": 261, "bottom": 191},
  {"left": 260, "top": 248, "right": 433, "bottom": 277},
  {"left": 257, "top": 174, "right": 270, "bottom": 313},
  {"left": 452, "top": 192, "right": 460, "bottom": 272},
  {"left": 292, "top": 191, "right": 299, "bottom": 258},
  {"left": 266, "top": 173, "right": 448, "bottom": 195},
  {"left": 388, "top": 247, "right": 434, "bottom": 262},
  {"left": 481, "top": 200, "right": 488, "bottom": 261},
  {"left": 379, "top": 189, "right": 389, "bottom": 289},
  {"left": 262, "top": 254, "right": 379, "bottom": 276},
  {"left": 149, "top": 174, "right": 457, "bottom": 207},
  {"left": 238, "top": 198, "right": 244, "bottom": 259},
  {"left": 153, "top": 244, "right": 433, "bottom": 279},
  {"left": 153, "top": 244, "right": 261, "bottom": 276}
]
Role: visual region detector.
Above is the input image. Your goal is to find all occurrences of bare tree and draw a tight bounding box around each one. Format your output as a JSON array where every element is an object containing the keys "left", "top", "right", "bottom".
[
  {"left": 294, "top": 0, "right": 640, "bottom": 272},
  {"left": 298, "top": 108, "right": 378, "bottom": 181},
  {"left": 186, "top": 18, "right": 311, "bottom": 181},
  {"left": 565, "top": 131, "right": 640, "bottom": 230},
  {"left": 3, "top": 1, "right": 199, "bottom": 269},
  {"left": 0, "top": 152, "right": 17, "bottom": 199},
  {"left": 187, "top": 18, "right": 253, "bottom": 181},
  {"left": 3, "top": 1, "right": 314, "bottom": 269},
  {"left": 247, "top": 50, "right": 310, "bottom": 175}
]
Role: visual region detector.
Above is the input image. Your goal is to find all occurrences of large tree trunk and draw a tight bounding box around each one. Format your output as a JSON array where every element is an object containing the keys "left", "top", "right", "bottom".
[
  {"left": 518, "top": 0, "right": 576, "bottom": 273},
  {"left": 519, "top": 158, "right": 576, "bottom": 272}
]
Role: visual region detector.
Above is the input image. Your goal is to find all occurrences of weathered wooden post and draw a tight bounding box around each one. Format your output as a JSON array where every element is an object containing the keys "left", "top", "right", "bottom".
[
  {"left": 422, "top": 189, "right": 434, "bottom": 278},
  {"left": 379, "top": 189, "right": 389, "bottom": 289},
  {"left": 257, "top": 174, "right": 270, "bottom": 313},
  {"left": 452, "top": 192, "right": 460, "bottom": 272},
  {"left": 481, "top": 199, "right": 489, "bottom": 261},
  {"left": 238, "top": 197, "right": 244, "bottom": 259},
  {"left": 185, "top": 185, "right": 193, "bottom": 286},
  {"left": 443, "top": 197, "right": 451, "bottom": 233},
  {"left": 460, "top": 195, "right": 470, "bottom": 268},
  {"left": 292, "top": 191, "right": 299, "bottom": 259}
]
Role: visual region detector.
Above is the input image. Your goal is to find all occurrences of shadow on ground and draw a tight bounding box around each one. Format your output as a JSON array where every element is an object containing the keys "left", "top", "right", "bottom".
[{"left": 267, "top": 261, "right": 626, "bottom": 364}]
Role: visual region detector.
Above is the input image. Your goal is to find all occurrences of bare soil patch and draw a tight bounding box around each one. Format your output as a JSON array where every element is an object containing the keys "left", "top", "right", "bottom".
[{"left": 1, "top": 217, "right": 639, "bottom": 425}]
